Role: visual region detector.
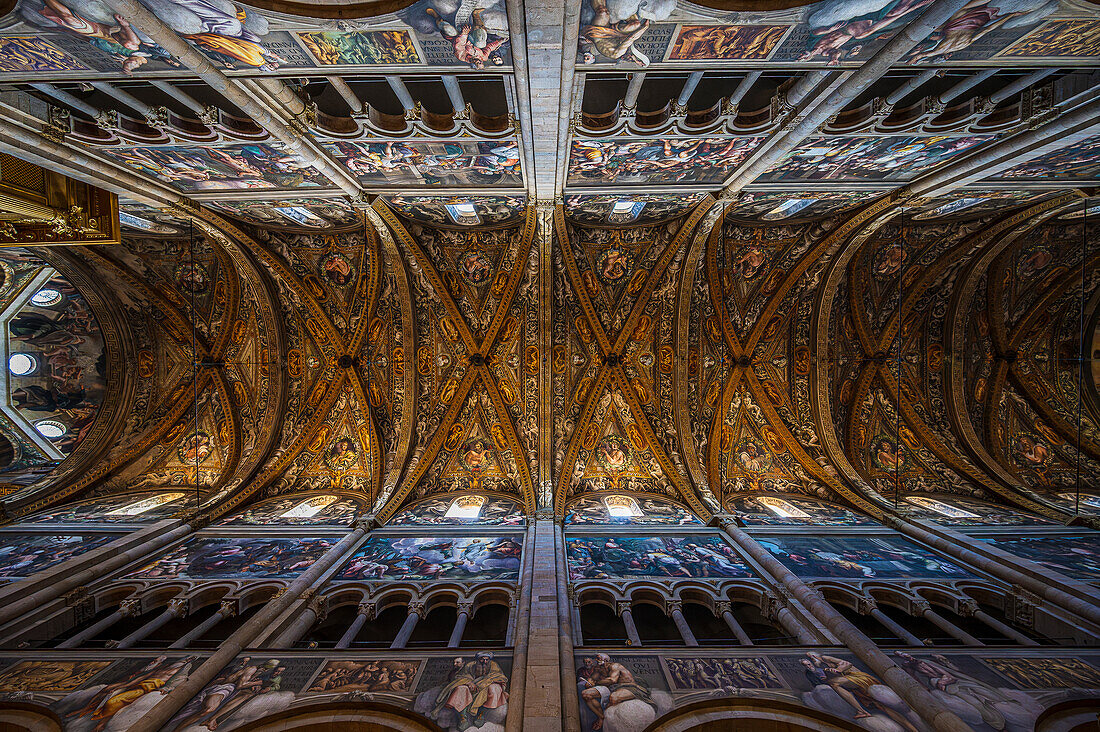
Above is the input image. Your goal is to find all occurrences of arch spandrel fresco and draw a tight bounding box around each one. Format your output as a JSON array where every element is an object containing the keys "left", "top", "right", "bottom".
[
  {"left": 727, "top": 494, "right": 877, "bottom": 527},
  {"left": 901, "top": 494, "right": 1060, "bottom": 527},
  {"left": 389, "top": 493, "right": 526, "bottom": 526},
  {"left": 19, "top": 489, "right": 191, "bottom": 524},
  {"left": 218, "top": 491, "right": 368, "bottom": 526}
]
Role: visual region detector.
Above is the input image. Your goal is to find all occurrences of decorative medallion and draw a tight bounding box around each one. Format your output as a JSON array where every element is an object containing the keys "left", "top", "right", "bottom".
[
  {"left": 319, "top": 253, "right": 354, "bottom": 286},
  {"left": 325, "top": 437, "right": 358, "bottom": 471},
  {"left": 458, "top": 250, "right": 493, "bottom": 285},
  {"left": 596, "top": 247, "right": 634, "bottom": 286},
  {"left": 869, "top": 434, "right": 907, "bottom": 473},
  {"left": 174, "top": 263, "right": 208, "bottom": 294},
  {"left": 458, "top": 437, "right": 494, "bottom": 473},
  {"left": 178, "top": 431, "right": 212, "bottom": 465},
  {"left": 596, "top": 435, "right": 632, "bottom": 473}
]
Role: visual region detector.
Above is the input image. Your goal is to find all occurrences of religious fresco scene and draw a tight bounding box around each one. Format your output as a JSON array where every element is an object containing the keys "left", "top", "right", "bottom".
[{"left": 0, "top": 0, "right": 1098, "bottom": 729}]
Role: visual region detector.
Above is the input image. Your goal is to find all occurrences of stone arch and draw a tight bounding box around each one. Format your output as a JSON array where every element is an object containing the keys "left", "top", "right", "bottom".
[
  {"left": 229, "top": 701, "right": 441, "bottom": 732},
  {"left": 648, "top": 697, "right": 866, "bottom": 732},
  {"left": 0, "top": 703, "right": 62, "bottom": 732},
  {"left": 1035, "top": 698, "right": 1100, "bottom": 732}
]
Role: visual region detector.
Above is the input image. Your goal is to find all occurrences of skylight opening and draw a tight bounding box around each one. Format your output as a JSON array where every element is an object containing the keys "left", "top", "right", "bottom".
[
  {"left": 763, "top": 198, "right": 817, "bottom": 220},
  {"left": 905, "top": 496, "right": 979, "bottom": 519},
  {"left": 8, "top": 353, "right": 36, "bottom": 376},
  {"left": 30, "top": 288, "right": 62, "bottom": 307},
  {"left": 281, "top": 494, "right": 338, "bottom": 518},
  {"left": 609, "top": 200, "right": 645, "bottom": 222},
  {"left": 445, "top": 494, "right": 486, "bottom": 519},
  {"left": 757, "top": 496, "right": 811, "bottom": 519},
  {"left": 106, "top": 492, "right": 187, "bottom": 516},
  {"left": 275, "top": 206, "right": 327, "bottom": 226},
  {"left": 603, "top": 494, "right": 643, "bottom": 517},
  {"left": 446, "top": 203, "right": 481, "bottom": 225},
  {"left": 34, "top": 419, "right": 66, "bottom": 439}
]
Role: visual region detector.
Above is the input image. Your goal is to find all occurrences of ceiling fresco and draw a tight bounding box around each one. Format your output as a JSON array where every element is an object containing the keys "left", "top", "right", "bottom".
[
  {"left": 0, "top": 0, "right": 513, "bottom": 78},
  {"left": 575, "top": 0, "right": 1100, "bottom": 69},
  {"left": 0, "top": 0, "right": 1095, "bottom": 535}
]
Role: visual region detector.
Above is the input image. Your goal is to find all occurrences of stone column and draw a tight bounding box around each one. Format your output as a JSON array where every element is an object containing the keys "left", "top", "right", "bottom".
[
  {"left": 448, "top": 601, "right": 473, "bottom": 649},
  {"left": 714, "top": 516, "right": 971, "bottom": 731},
  {"left": 115, "top": 598, "right": 188, "bottom": 650},
  {"left": 504, "top": 517, "right": 537, "bottom": 732},
  {"left": 169, "top": 600, "right": 235, "bottom": 649},
  {"left": 958, "top": 599, "right": 1039, "bottom": 647},
  {"left": 509, "top": 516, "right": 567, "bottom": 732},
  {"left": 715, "top": 601, "right": 752, "bottom": 645},
  {"left": 336, "top": 602, "right": 375, "bottom": 650},
  {"left": 667, "top": 600, "right": 698, "bottom": 646},
  {"left": 760, "top": 590, "right": 820, "bottom": 646},
  {"left": 128, "top": 519, "right": 372, "bottom": 732},
  {"left": 269, "top": 594, "right": 327, "bottom": 648},
  {"left": 390, "top": 601, "right": 423, "bottom": 650},
  {"left": 58, "top": 598, "right": 141, "bottom": 649},
  {"left": 912, "top": 600, "right": 983, "bottom": 646},
  {"left": 858, "top": 596, "right": 925, "bottom": 647},
  {"left": 554, "top": 520, "right": 581, "bottom": 732},
  {"left": 617, "top": 601, "right": 642, "bottom": 647}
]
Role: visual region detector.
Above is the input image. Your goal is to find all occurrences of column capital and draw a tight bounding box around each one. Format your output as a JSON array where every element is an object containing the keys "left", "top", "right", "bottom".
[
  {"left": 665, "top": 599, "right": 683, "bottom": 614},
  {"left": 357, "top": 601, "right": 376, "bottom": 618},
  {"left": 307, "top": 594, "right": 329, "bottom": 621},
  {"left": 354, "top": 515, "right": 378, "bottom": 531},
  {"left": 760, "top": 591, "right": 785, "bottom": 622},
  {"left": 63, "top": 586, "right": 89, "bottom": 606},
  {"left": 167, "top": 598, "right": 189, "bottom": 617},
  {"left": 456, "top": 600, "right": 475, "bottom": 615},
  {"left": 615, "top": 600, "right": 633, "bottom": 617},
  {"left": 119, "top": 598, "right": 142, "bottom": 617},
  {"left": 956, "top": 599, "right": 980, "bottom": 618},
  {"left": 910, "top": 599, "right": 932, "bottom": 615},
  {"left": 407, "top": 600, "right": 426, "bottom": 616},
  {"left": 219, "top": 600, "right": 238, "bottom": 618},
  {"left": 708, "top": 513, "right": 738, "bottom": 528},
  {"left": 714, "top": 600, "right": 732, "bottom": 616},
  {"left": 856, "top": 595, "right": 878, "bottom": 615}
]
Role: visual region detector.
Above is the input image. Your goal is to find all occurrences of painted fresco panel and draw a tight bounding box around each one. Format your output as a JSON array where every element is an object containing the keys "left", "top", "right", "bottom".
[
  {"left": 727, "top": 495, "right": 877, "bottom": 526},
  {"left": 386, "top": 194, "right": 527, "bottom": 226},
  {"left": 986, "top": 535, "right": 1100, "bottom": 580},
  {"left": 99, "top": 144, "right": 327, "bottom": 192},
  {"left": 335, "top": 535, "right": 523, "bottom": 581},
  {"left": 219, "top": 494, "right": 366, "bottom": 526},
  {"left": 727, "top": 191, "right": 873, "bottom": 221},
  {"left": 566, "top": 535, "right": 751, "bottom": 580},
  {"left": 206, "top": 199, "right": 360, "bottom": 229},
  {"left": 124, "top": 537, "right": 336, "bottom": 580},
  {"left": 326, "top": 141, "right": 522, "bottom": 187},
  {"left": 991, "top": 135, "right": 1100, "bottom": 181},
  {"left": 1, "top": 0, "right": 512, "bottom": 77},
  {"left": 575, "top": 0, "right": 1098, "bottom": 69},
  {"left": 0, "top": 652, "right": 512, "bottom": 732},
  {"left": 761, "top": 136, "right": 992, "bottom": 183},
  {"left": 0, "top": 532, "right": 118, "bottom": 577},
  {"left": 569, "top": 137, "right": 761, "bottom": 185},
  {"left": 565, "top": 495, "right": 701, "bottom": 525},
  {"left": 564, "top": 193, "right": 707, "bottom": 225},
  {"left": 389, "top": 494, "right": 526, "bottom": 526},
  {"left": 757, "top": 535, "right": 973, "bottom": 579},
  {"left": 573, "top": 650, "right": 1087, "bottom": 732},
  {"left": 902, "top": 496, "right": 1057, "bottom": 526},
  {"left": 22, "top": 490, "right": 188, "bottom": 524}
]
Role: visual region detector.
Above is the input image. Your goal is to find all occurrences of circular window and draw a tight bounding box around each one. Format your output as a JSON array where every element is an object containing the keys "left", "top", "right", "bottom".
[
  {"left": 31, "top": 288, "right": 62, "bottom": 307},
  {"left": 8, "top": 353, "right": 36, "bottom": 376},
  {"left": 34, "top": 420, "right": 67, "bottom": 439}
]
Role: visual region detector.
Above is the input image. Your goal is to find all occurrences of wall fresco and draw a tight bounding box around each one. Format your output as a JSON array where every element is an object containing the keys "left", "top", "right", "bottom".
[
  {"left": 566, "top": 535, "right": 751, "bottom": 580},
  {"left": 0, "top": 532, "right": 118, "bottom": 577},
  {"left": 761, "top": 136, "right": 991, "bottom": 183},
  {"left": 564, "top": 193, "right": 708, "bottom": 225},
  {"left": 205, "top": 199, "right": 360, "bottom": 229},
  {"left": 569, "top": 137, "right": 760, "bottom": 185},
  {"left": 389, "top": 494, "right": 526, "bottom": 525},
  {"left": 21, "top": 490, "right": 189, "bottom": 524},
  {"left": 99, "top": 144, "right": 327, "bottom": 192},
  {"left": 1, "top": 0, "right": 512, "bottom": 77},
  {"left": 573, "top": 649, "right": 1086, "bottom": 732},
  {"left": 574, "top": 0, "right": 1096, "bottom": 69},
  {"left": 335, "top": 535, "right": 523, "bottom": 581},
  {"left": 385, "top": 194, "right": 527, "bottom": 226},
  {"left": 325, "top": 141, "right": 522, "bottom": 187},
  {"left": 726, "top": 191, "right": 873, "bottom": 221},
  {"left": 2, "top": 258, "right": 107, "bottom": 462},
  {"left": 219, "top": 493, "right": 366, "bottom": 526},
  {"left": 565, "top": 494, "right": 702, "bottom": 525},
  {"left": 757, "top": 535, "right": 973, "bottom": 579},
  {"left": 124, "top": 537, "right": 336, "bottom": 580},
  {"left": 990, "top": 135, "right": 1100, "bottom": 181},
  {"left": 726, "top": 494, "right": 877, "bottom": 526},
  {"left": 986, "top": 535, "right": 1100, "bottom": 580}
]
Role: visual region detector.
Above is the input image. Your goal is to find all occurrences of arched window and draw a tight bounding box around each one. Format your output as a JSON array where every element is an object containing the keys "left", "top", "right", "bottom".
[
  {"left": 105, "top": 492, "right": 187, "bottom": 517},
  {"left": 756, "top": 496, "right": 811, "bottom": 519},
  {"left": 904, "top": 496, "right": 979, "bottom": 519},
  {"left": 281, "top": 495, "right": 338, "bottom": 519},
  {"left": 444, "top": 494, "right": 486, "bottom": 520},
  {"left": 33, "top": 420, "right": 66, "bottom": 439},
  {"left": 603, "top": 494, "right": 642, "bottom": 518}
]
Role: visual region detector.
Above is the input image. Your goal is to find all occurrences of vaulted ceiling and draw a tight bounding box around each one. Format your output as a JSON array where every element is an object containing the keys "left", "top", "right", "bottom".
[{"left": 0, "top": 0, "right": 1097, "bottom": 526}]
